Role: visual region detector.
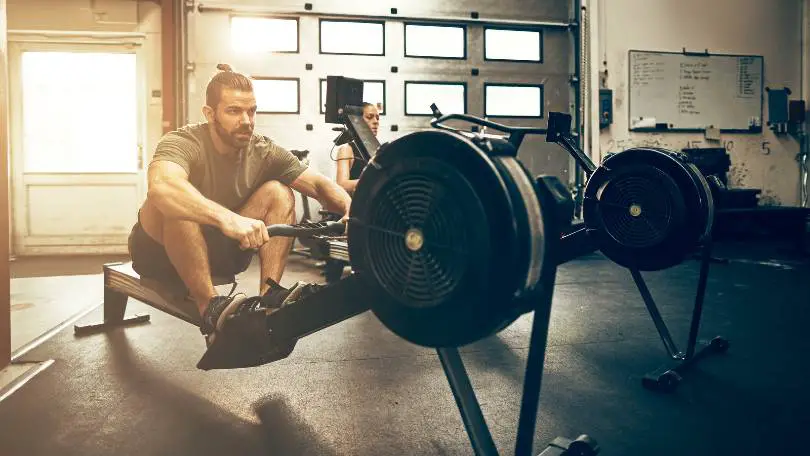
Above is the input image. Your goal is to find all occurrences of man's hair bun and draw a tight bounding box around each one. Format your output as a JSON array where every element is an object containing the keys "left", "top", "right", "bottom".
[{"left": 206, "top": 63, "right": 252, "bottom": 107}]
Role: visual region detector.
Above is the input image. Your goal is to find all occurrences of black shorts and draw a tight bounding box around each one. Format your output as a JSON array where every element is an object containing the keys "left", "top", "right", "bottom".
[{"left": 128, "top": 218, "right": 254, "bottom": 282}]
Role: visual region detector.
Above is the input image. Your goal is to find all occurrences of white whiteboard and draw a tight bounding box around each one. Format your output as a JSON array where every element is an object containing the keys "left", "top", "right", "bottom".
[{"left": 628, "top": 50, "right": 764, "bottom": 132}]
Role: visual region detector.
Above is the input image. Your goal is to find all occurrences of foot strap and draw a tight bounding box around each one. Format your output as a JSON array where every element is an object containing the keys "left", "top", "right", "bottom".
[{"left": 261, "top": 278, "right": 293, "bottom": 309}]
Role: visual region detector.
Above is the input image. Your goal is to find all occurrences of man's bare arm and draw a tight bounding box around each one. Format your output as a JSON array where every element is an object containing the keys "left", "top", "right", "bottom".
[
  {"left": 147, "top": 161, "right": 270, "bottom": 248},
  {"left": 289, "top": 168, "right": 353, "bottom": 218},
  {"left": 146, "top": 160, "right": 232, "bottom": 227}
]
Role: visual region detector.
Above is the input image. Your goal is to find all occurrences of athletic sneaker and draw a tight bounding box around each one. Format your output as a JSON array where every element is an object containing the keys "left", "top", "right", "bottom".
[
  {"left": 200, "top": 292, "right": 248, "bottom": 336},
  {"left": 260, "top": 278, "right": 300, "bottom": 309},
  {"left": 284, "top": 281, "right": 324, "bottom": 304},
  {"left": 260, "top": 278, "right": 324, "bottom": 310}
]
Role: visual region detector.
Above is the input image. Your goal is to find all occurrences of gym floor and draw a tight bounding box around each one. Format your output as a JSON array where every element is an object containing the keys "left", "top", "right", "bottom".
[{"left": 1, "top": 241, "right": 808, "bottom": 456}]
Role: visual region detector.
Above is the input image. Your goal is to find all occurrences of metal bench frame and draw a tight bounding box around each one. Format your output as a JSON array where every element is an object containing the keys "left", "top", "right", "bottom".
[{"left": 74, "top": 261, "right": 234, "bottom": 335}]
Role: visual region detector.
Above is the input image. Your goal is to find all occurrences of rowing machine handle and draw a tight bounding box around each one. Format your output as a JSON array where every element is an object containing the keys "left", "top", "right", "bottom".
[{"left": 267, "top": 220, "right": 346, "bottom": 237}]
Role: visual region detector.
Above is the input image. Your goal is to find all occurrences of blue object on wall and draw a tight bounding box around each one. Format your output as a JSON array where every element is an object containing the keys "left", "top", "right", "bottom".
[
  {"left": 767, "top": 87, "right": 790, "bottom": 134},
  {"left": 599, "top": 89, "right": 612, "bottom": 129}
]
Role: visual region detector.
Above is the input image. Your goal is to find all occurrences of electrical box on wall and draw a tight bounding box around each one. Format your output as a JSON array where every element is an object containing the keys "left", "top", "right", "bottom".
[
  {"left": 766, "top": 87, "right": 791, "bottom": 134},
  {"left": 766, "top": 87, "right": 806, "bottom": 136},
  {"left": 599, "top": 89, "right": 613, "bottom": 129}
]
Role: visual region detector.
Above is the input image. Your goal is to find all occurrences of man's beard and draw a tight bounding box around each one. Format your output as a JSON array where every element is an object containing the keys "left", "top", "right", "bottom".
[{"left": 213, "top": 116, "right": 252, "bottom": 148}]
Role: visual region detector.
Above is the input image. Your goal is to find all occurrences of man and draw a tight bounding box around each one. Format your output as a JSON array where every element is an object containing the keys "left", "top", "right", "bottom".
[{"left": 128, "top": 64, "right": 352, "bottom": 340}]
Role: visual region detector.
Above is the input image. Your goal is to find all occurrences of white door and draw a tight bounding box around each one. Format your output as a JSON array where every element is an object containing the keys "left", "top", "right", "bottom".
[{"left": 9, "top": 41, "right": 146, "bottom": 255}]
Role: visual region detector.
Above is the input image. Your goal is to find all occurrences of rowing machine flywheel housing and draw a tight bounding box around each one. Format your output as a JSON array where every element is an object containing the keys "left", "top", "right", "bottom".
[
  {"left": 347, "top": 130, "right": 555, "bottom": 348},
  {"left": 582, "top": 147, "right": 714, "bottom": 271}
]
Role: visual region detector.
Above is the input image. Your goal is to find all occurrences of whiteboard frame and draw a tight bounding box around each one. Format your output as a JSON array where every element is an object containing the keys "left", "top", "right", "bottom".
[{"left": 627, "top": 49, "right": 765, "bottom": 133}]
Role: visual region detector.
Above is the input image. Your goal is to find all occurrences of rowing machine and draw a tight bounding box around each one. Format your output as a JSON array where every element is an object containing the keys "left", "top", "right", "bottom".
[
  {"left": 335, "top": 99, "right": 595, "bottom": 456},
  {"left": 541, "top": 112, "right": 729, "bottom": 393}
]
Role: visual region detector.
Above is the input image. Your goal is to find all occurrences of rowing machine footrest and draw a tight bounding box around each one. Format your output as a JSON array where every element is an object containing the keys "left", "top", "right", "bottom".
[{"left": 196, "top": 307, "right": 296, "bottom": 370}]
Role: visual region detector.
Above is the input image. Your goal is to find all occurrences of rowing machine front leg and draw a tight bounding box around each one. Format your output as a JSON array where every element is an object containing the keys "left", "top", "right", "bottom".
[{"left": 74, "top": 263, "right": 151, "bottom": 335}]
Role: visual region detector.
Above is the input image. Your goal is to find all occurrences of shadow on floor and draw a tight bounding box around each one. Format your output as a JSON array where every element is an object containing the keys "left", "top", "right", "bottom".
[{"left": 88, "top": 329, "right": 342, "bottom": 456}]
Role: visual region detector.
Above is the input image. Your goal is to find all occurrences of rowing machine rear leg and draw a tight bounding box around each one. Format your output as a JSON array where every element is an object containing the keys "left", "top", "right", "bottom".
[
  {"left": 74, "top": 285, "right": 150, "bottom": 335},
  {"left": 538, "top": 435, "right": 599, "bottom": 456}
]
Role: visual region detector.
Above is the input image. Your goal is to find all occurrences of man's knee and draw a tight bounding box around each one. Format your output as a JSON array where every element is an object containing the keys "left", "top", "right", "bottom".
[
  {"left": 258, "top": 180, "right": 294, "bottom": 201},
  {"left": 138, "top": 201, "right": 166, "bottom": 244},
  {"left": 257, "top": 180, "right": 295, "bottom": 213},
  {"left": 139, "top": 198, "right": 206, "bottom": 245}
]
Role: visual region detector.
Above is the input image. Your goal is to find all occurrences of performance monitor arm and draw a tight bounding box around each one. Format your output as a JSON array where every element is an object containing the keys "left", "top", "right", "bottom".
[
  {"left": 341, "top": 105, "right": 381, "bottom": 163},
  {"left": 545, "top": 112, "right": 598, "bottom": 175}
]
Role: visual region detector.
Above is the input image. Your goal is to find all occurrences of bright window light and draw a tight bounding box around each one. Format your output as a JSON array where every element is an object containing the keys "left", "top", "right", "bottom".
[
  {"left": 405, "top": 24, "right": 465, "bottom": 58},
  {"left": 21, "top": 51, "right": 138, "bottom": 173},
  {"left": 253, "top": 78, "right": 299, "bottom": 113},
  {"left": 320, "top": 79, "right": 385, "bottom": 114},
  {"left": 230, "top": 16, "right": 298, "bottom": 53},
  {"left": 405, "top": 82, "right": 465, "bottom": 115},
  {"left": 320, "top": 20, "right": 384, "bottom": 55},
  {"left": 484, "top": 28, "right": 542, "bottom": 62},
  {"left": 485, "top": 84, "right": 544, "bottom": 117},
  {"left": 363, "top": 81, "right": 385, "bottom": 113}
]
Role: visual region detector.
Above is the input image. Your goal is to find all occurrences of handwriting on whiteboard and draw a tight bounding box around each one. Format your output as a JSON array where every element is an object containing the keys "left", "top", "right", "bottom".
[{"left": 736, "top": 57, "right": 757, "bottom": 99}]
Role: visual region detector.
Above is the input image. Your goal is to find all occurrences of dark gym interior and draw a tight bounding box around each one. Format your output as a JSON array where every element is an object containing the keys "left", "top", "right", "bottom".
[{"left": 1, "top": 1, "right": 809, "bottom": 456}]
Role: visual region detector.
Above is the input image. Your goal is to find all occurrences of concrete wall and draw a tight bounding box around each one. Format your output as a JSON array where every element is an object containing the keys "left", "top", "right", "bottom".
[{"left": 596, "top": 0, "right": 804, "bottom": 207}]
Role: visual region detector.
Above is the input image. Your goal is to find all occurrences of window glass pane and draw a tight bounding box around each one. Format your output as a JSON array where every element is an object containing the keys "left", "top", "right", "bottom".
[
  {"left": 362, "top": 81, "right": 385, "bottom": 113},
  {"left": 21, "top": 51, "right": 138, "bottom": 173},
  {"left": 230, "top": 17, "right": 298, "bottom": 53},
  {"left": 320, "top": 20, "right": 384, "bottom": 55},
  {"left": 405, "top": 82, "right": 465, "bottom": 115},
  {"left": 405, "top": 24, "right": 465, "bottom": 58},
  {"left": 485, "top": 85, "right": 543, "bottom": 117},
  {"left": 485, "top": 28, "right": 541, "bottom": 62},
  {"left": 320, "top": 79, "right": 385, "bottom": 114},
  {"left": 254, "top": 79, "right": 299, "bottom": 113}
]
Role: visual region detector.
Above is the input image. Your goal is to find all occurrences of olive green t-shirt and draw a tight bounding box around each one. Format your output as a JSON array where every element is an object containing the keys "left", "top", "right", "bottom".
[{"left": 151, "top": 123, "right": 308, "bottom": 210}]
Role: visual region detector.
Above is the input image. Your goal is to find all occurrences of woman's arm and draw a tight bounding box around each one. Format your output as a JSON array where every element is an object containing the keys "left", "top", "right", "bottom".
[{"left": 335, "top": 144, "right": 358, "bottom": 193}]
